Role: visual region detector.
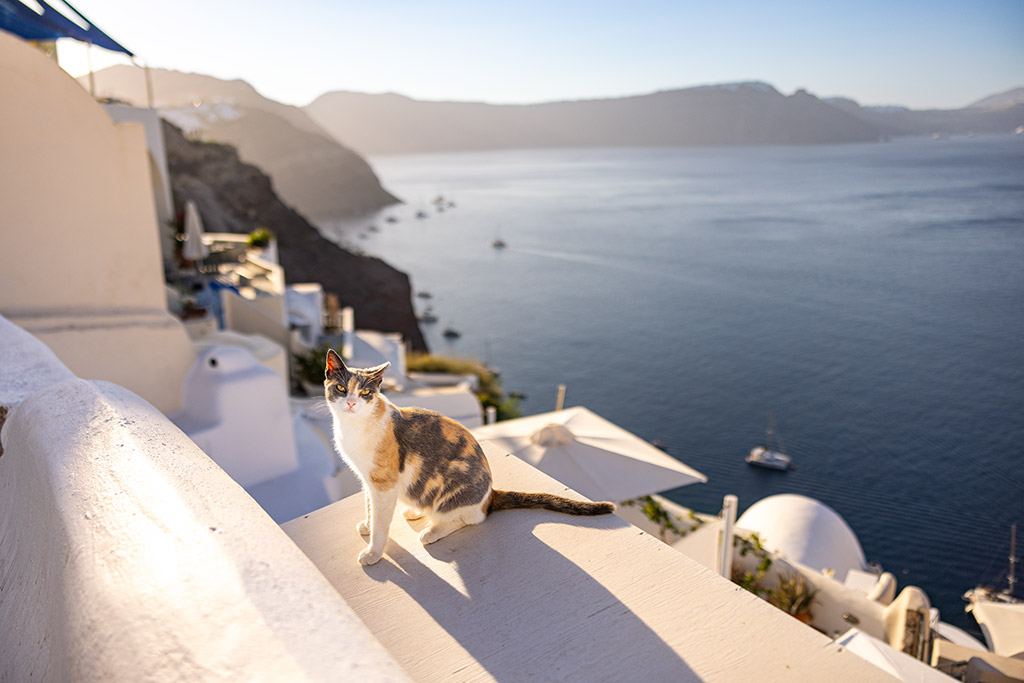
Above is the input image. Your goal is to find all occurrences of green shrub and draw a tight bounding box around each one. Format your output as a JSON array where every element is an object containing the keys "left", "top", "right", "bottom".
[
  {"left": 407, "top": 353, "right": 521, "bottom": 421},
  {"left": 293, "top": 341, "right": 334, "bottom": 387},
  {"left": 732, "top": 532, "right": 774, "bottom": 599},
  {"left": 247, "top": 227, "right": 274, "bottom": 249},
  {"left": 769, "top": 572, "right": 819, "bottom": 617},
  {"left": 620, "top": 496, "right": 707, "bottom": 541}
]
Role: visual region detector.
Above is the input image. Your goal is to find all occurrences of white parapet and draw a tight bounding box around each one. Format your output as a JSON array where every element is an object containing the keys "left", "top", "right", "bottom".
[
  {"left": 284, "top": 445, "right": 899, "bottom": 682},
  {"left": 171, "top": 345, "right": 299, "bottom": 488},
  {"left": 0, "top": 314, "right": 408, "bottom": 681}
]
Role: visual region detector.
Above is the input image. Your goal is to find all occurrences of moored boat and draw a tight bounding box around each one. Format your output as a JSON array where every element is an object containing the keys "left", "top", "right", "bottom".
[
  {"left": 963, "top": 523, "right": 1022, "bottom": 657},
  {"left": 746, "top": 445, "right": 792, "bottom": 470},
  {"left": 746, "top": 411, "right": 792, "bottom": 470},
  {"left": 417, "top": 306, "right": 438, "bottom": 324}
]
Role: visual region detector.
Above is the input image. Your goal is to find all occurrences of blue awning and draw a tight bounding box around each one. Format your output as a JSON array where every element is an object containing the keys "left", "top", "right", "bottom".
[{"left": 0, "top": 0, "right": 132, "bottom": 55}]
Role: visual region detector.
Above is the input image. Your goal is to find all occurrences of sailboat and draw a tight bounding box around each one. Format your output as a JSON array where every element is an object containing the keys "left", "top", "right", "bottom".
[
  {"left": 963, "top": 523, "right": 1022, "bottom": 656},
  {"left": 745, "top": 411, "right": 792, "bottom": 471},
  {"left": 965, "top": 523, "right": 1019, "bottom": 605}
]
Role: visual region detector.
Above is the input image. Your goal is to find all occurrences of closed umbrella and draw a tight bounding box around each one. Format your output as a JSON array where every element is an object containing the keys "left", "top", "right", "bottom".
[
  {"left": 182, "top": 199, "right": 209, "bottom": 263},
  {"left": 472, "top": 406, "right": 706, "bottom": 502}
]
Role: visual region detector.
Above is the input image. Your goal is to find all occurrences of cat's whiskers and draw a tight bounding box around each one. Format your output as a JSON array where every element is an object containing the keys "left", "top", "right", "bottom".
[{"left": 301, "top": 398, "right": 331, "bottom": 418}]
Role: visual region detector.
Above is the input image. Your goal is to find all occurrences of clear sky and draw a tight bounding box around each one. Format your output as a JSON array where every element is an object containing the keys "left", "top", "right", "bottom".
[{"left": 53, "top": 0, "right": 1024, "bottom": 110}]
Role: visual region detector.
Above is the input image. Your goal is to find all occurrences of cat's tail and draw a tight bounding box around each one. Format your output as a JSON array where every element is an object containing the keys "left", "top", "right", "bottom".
[{"left": 488, "top": 489, "right": 615, "bottom": 516}]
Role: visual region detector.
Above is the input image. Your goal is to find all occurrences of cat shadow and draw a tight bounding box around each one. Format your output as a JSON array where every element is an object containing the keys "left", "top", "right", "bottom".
[{"left": 361, "top": 511, "right": 697, "bottom": 680}]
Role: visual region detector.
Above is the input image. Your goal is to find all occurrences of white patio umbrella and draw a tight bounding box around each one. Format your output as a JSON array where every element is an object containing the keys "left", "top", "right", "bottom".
[
  {"left": 472, "top": 406, "right": 706, "bottom": 502},
  {"left": 182, "top": 199, "right": 209, "bottom": 263}
]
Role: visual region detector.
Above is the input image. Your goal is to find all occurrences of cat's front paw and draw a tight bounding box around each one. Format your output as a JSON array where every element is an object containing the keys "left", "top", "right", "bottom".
[
  {"left": 402, "top": 507, "right": 424, "bottom": 521},
  {"left": 358, "top": 547, "right": 383, "bottom": 565},
  {"left": 356, "top": 520, "right": 370, "bottom": 536}
]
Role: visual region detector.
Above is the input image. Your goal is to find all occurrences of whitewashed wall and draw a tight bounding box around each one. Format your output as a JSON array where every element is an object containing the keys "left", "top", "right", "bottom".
[
  {"left": 0, "top": 314, "right": 409, "bottom": 681},
  {"left": 102, "top": 103, "right": 176, "bottom": 262},
  {"left": 0, "top": 31, "right": 194, "bottom": 413}
]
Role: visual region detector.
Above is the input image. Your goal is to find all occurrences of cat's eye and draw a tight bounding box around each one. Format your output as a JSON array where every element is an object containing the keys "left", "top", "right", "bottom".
[
  {"left": 359, "top": 388, "right": 372, "bottom": 397},
  {"left": 334, "top": 385, "right": 347, "bottom": 395}
]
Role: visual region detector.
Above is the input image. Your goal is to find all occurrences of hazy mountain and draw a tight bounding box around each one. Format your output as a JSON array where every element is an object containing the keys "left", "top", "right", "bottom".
[
  {"left": 162, "top": 121, "right": 426, "bottom": 350},
  {"left": 160, "top": 102, "right": 397, "bottom": 221},
  {"left": 84, "top": 66, "right": 397, "bottom": 222},
  {"left": 965, "top": 87, "right": 1024, "bottom": 111},
  {"left": 304, "top": 82, "right": 885, "bottom": 156},
  {"left": 825, "top": 92, "right": 1024, "bottom": 137}
]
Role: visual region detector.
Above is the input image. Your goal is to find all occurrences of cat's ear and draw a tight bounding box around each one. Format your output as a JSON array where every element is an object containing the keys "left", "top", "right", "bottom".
[
  {"left": 325, "top": 348, "right": 348, "bottom": 378},
  {"left": 365, "top": 361, "right": 391, "bottom": 387}
]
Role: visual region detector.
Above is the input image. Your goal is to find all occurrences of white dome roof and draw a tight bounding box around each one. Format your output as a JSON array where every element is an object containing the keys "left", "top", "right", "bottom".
[{"left": 736, "top": 494, "right": 867, "bottom": 581}]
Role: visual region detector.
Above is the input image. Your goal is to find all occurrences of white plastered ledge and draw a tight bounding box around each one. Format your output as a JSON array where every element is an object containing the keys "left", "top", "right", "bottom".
[
  {"left": 284, "top": 444, "right": 899, "bottom": 682},
  {"left": 0, "top": 316, "right": 408, "bottom": 682}
]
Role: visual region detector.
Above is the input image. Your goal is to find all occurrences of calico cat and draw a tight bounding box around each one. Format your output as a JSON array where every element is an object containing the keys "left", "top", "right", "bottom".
[{"left": 324, "top": 349, "right": 615, "bottom": 565}]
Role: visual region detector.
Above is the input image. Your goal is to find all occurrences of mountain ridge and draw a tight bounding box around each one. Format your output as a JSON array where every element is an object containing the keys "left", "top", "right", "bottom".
[
  {"left": 304, "top": 83, "right": 1024, "bottom": 156},
  {"left": 304, "top": 82, "right": 884, "bottom": 155},
  {"left": 965, "top": 86, "right": 1024, "bottom": 111}
]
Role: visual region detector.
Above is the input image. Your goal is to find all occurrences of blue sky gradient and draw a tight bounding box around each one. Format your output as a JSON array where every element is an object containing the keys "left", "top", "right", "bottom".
[{"left": 53, "top": 0, "right": 1024, "bottom": 109}]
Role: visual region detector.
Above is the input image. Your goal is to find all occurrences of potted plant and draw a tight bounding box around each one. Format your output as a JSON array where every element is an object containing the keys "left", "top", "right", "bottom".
[
  {"left": 768, "top": 572, "right": 819, "bottom": 624},
  {"left": 247, "top": 227, "right": 274, "bottom": 249}
]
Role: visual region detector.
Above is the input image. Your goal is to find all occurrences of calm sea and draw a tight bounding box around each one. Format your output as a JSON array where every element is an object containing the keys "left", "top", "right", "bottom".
[{"left": 325, "top": 136, "right": 1024, "bottom": 634}]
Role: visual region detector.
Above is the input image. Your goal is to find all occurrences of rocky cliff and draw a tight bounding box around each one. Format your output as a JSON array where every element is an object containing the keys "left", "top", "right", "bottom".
[
  {"left": 86, "top": 66, "right": 398, "bottom": 223},
  {"left": 162, "top": 121, "right": 426, "bottom": 351}
]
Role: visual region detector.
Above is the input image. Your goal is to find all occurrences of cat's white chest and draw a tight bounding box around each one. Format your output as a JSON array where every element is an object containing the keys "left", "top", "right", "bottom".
[{"left": 331, "top": 413, "right": 380, "bottom": 477}]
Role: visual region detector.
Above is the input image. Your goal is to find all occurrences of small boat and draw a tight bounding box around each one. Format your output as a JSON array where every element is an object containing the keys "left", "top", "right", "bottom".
[
  {"left": 746, "top": 411, "right": 792, "bottom": 470},
  {"left": 443, "top": 327, "right": 461, "bottom": 339},
  {"left": 384, "top": 216, "right": 398, "bottom": 224},
  {"left": 746, "top": 445, "right": 791, "bottom": 470},
  {"left": 415, "top": 211, "right": 429, "bottom": 219},
  {"left": 416, "top": 291, "right": 433, "bottom": 299},
  {"left": 963, "top": 523, "right": 1022, "bottom": 656},
  {"left": 965, "top": 523, "right": 1019, "bottom": 607},
  {"left": 491, "top": 238, "right": 507, "bottom": 249},
  {"left": 417, "top": 307, "right": 438, "bottom": 324}
]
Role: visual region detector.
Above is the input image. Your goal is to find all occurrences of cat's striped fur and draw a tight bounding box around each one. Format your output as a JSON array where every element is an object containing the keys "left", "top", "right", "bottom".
[{"left": 324, "top": 349, "right": 614, "bottom": 565}]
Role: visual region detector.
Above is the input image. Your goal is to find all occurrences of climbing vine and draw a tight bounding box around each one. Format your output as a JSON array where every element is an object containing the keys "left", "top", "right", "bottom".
[
  {"left": 621, "top": 495, "right": 707, "bottom": 541},
  {"left": 731, "top": 532, "right": 774, "bottom": 598}
]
